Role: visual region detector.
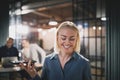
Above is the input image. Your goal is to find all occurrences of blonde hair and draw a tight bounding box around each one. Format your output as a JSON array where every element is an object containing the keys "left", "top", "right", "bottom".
[{"left": 54, "top": 21, "right": 81, "bottom": 53}]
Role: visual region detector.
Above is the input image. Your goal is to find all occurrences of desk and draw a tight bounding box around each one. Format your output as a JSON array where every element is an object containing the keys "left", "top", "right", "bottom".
[
  {"left": 0, "top": 65, "right": 22, "bottom": 80},
  {"left": 0, "top": 66, "right": 21, "bottom": 73},
  {"left": 0, "top": 63, "right": 43, "bottom": 80}
]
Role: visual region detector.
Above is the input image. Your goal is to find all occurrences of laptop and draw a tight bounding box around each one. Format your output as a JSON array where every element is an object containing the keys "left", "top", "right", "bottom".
[{"left": 1, "top": 57, "right": 18, "bottom": 68}]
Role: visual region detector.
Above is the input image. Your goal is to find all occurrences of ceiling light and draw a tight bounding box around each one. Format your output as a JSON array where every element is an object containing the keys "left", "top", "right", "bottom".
[
  {"left": 48, "top": 16, "right": 58, "bottom": 26},
  {"left": 101, "top": 17, "right": 106, "bottom": 21},
  {"left": 15, "top": 9, "right": 34, "bottom": 15}
]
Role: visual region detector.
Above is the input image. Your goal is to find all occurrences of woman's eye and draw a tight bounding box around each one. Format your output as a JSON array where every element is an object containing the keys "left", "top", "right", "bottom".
[
  {"left": 70, "top": 38, "right": 75, "bottom": 41},
  {"left": 61, "top": 38, "right": 66, "bottom": 40}
]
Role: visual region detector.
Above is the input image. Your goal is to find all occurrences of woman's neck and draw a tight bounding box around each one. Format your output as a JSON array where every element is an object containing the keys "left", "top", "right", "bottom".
[
  {"left": 58, "top": 52, "right": 72, "bottom": 69},
  {"left": 59, "top": 52, "right": 71, "bottom": 59}
]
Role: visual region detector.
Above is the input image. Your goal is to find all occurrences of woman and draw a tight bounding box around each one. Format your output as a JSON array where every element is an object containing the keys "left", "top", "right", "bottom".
[
  {"left": 20, "top": 21, "right": 92, "bottom": 80},
  {"left": 20, "top": 38, "right": 46, "bottom": 80},
  {"left": 21, "top": 38, "right": 46, "bottom": 65}
]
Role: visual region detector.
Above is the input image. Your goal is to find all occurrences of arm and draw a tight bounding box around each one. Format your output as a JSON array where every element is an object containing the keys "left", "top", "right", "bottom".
[
  {"left": 35, "top": 44, "right": 46, "bottom": 64},
  {"left": 19, "top": 60, "right": 41, "bottom": 80},
  {"left": 19, "top": 58, "right": 48, "bottom": 80}
]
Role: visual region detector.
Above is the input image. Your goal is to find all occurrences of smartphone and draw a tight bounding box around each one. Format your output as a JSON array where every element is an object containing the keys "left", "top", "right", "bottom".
[{"left": 10, "top": 60, "right": 36, "bottom": 65}]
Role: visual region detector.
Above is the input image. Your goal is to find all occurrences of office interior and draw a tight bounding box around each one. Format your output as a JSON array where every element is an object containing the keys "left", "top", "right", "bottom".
[{"left": 0, "top": 0, "right": 120, "bottom": 80}]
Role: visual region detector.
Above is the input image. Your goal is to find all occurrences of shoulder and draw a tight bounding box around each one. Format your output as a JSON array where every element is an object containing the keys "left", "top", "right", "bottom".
[
  {"left": 30, "top": 43, "right": 36, "bottom": 47},
  {"left": 0, "top": 45, "right": 5, "bottom": 48},
  {"left": 0, "top": 46, "right": 7, "bottom": 50},
  {"left": 45, "top": 52, "right": 55, "bottom": 59},
  {"left": 44, "top": 52, "right": 57, "bottom": 61},
  {"left": 73, "top": 53, "right": 91, "bottom": 68},
  {"left": 75, "top": 53, "right": 90, "bottom": 63},
  {"left": 30, "top": 43, "right": 40, "bottom": 47},
  {"left": 79, "top": 54, "right": 89, "bottom": 62},
  {"left": 43, "top": 52, "right": 57, "bottom": 66},
  {"left": 30, "top": 43, "right": 42, "bottom": 49}
]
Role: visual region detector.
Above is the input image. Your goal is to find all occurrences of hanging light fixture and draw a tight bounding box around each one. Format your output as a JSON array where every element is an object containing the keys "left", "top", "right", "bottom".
[{"left": 48, "top": 16, "right": 58, "bottom": 26}]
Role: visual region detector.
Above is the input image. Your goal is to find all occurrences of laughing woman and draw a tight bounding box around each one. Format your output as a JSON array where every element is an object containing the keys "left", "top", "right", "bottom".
[{"left": 20, "top": 21, "right": 92, "bottom": 80}]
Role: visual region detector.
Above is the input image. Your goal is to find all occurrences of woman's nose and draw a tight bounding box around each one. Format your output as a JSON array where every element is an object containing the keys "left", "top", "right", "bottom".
[{"left": 65, "top": 39, "right": 70, "bottom": 44}]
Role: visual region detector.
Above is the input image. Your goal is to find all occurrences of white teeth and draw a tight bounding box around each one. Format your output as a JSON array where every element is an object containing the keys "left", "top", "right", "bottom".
[{"left": 64, "top": 46, "right": 70, "bottom": 48}]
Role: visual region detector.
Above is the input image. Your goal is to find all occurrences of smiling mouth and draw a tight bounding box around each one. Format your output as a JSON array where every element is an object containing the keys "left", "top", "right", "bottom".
[{"left": 63, "top": 45, "right": 71, "bottom": 49}]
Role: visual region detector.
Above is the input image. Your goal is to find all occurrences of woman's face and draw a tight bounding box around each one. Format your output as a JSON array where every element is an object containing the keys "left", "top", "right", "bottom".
[
  {"left": 57, "top": 28, "right": 77, "bottom": 54},
  {"left": 21, "top": 40, "right": 29, "bottom": 48}
]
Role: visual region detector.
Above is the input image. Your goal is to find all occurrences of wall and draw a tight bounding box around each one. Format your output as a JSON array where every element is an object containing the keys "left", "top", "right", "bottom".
[
  {"left": 106, "top": 0, "right": 120, "bottom": 80},
  {"left": 38, "top": 28, "right": 56, "bottom": 50},
  {"left": 0, "top": 1, "right": 9, "bottom": 46}
]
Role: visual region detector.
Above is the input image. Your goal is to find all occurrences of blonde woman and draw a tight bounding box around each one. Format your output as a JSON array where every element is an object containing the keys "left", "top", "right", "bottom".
[{"left": 20, "top": 21, "right": 92, "bottom": 80}]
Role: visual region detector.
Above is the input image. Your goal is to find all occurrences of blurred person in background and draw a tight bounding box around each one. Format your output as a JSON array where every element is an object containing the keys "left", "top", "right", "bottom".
[
  {"left": 0, "top": 37, "right": 19, "bottom": 61},
  {"left": 21, "top": 38, "right": 46, "bottom": 65},
  {"left": 0, "top": 37, "right": 19, "bottom": 80},
  {"left": 20, "top": 38, "right": 46, "bottom": 80},
  {"left": 20, "top": 21, "right": 92, "bottom": 80}
]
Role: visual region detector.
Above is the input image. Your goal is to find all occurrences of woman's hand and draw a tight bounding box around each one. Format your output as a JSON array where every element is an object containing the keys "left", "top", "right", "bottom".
[{"left": 19, "top": 60, "right": 38, "bottom": 78}]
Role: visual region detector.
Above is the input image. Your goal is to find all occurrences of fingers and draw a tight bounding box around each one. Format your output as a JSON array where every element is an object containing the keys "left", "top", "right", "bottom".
[
  {"left": 19, "top": 60, "right": 37, "bottom": 78},
  {"left": 19, "top": 62, "right": 26, "bottom": 69},
  {"left": 19, "top": 60, "right": 31, "bottom": 70},
  {"left": 26, "top": 60, "right": 37, "bottom": 78},
  {"left": 27, "top": 60, "right": 32, "bottom": 69},
  {"left": 19, "top": 60, "right": 35, "bottom": 72}
]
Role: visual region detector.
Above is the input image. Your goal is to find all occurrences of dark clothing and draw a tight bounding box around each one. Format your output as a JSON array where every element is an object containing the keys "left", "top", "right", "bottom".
[
  {"left": 0, "top": 45, "right": 19, "bottom": 80},
  {"left": 0, "top": 45, "right": 19, "bottom": 60},
  {"left": 32, "top": 52, "right": 92, "bottom": 80}
]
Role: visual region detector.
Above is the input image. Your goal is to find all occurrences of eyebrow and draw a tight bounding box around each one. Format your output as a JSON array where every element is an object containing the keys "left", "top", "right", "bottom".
[{"left": 60, "top": 35, "right": 76, "bottom": 38}]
